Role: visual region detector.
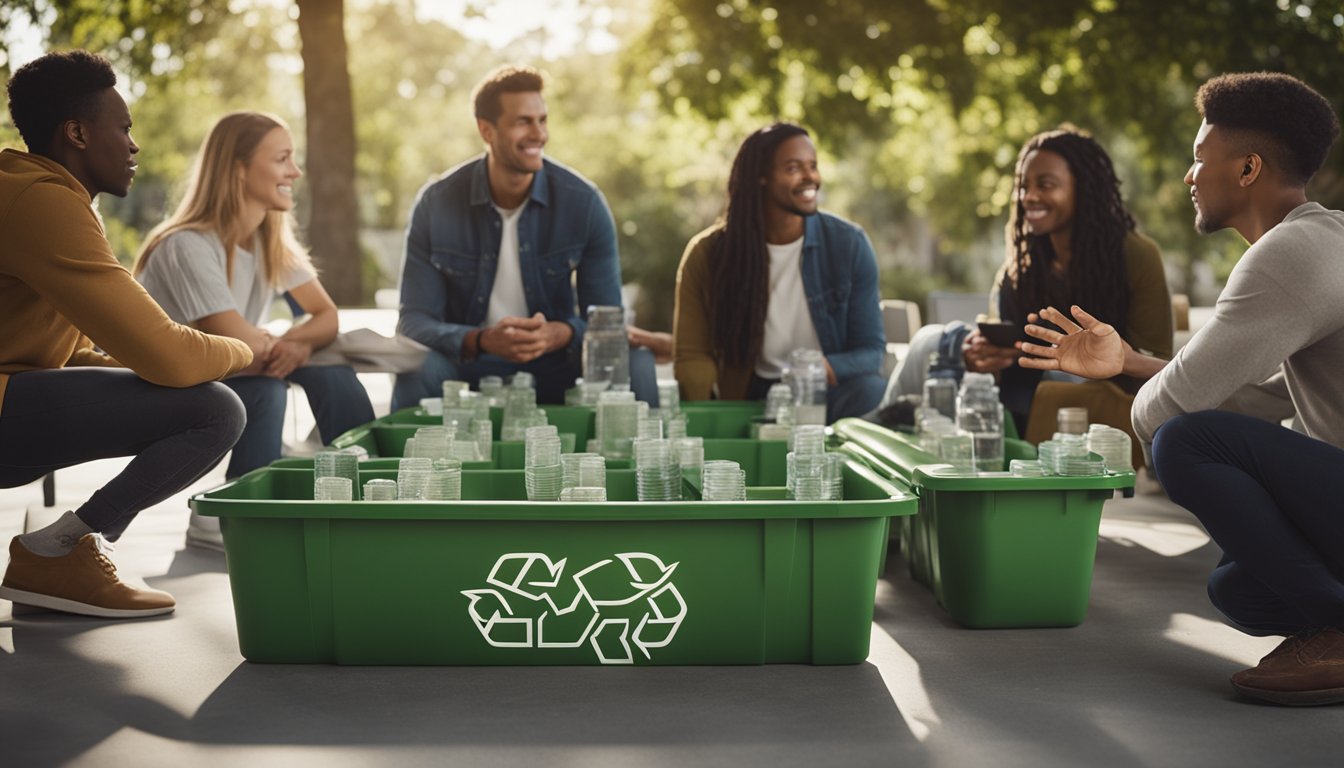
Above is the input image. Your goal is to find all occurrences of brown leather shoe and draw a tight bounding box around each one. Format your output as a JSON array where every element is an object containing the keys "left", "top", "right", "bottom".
[
  {"left": 0, "top": 534, "right": 175, "bottom": 619},
  {"left": 1230, "top": 628, "right": 1344, "bottom": 706}
]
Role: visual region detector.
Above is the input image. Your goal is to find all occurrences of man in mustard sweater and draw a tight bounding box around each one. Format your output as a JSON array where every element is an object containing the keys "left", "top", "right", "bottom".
[{"left": 0, "top": 51, "right": 253, "bottom": 618}]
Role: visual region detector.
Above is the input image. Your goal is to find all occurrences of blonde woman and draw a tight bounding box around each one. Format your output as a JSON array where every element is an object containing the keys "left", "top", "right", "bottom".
[{"left": 135, "top": 112, "right": 372, "bottom": 547}]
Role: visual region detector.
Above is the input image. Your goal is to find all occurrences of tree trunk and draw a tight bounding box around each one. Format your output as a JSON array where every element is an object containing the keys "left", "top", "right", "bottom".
[{"left": 295, "top": 0, "right": 361, "bottom": 305}]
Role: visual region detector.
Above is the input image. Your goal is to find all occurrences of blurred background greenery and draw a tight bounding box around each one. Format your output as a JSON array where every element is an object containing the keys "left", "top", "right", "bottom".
[{"left": 2, "top": 0, "right": 1341, "bottom": 330}]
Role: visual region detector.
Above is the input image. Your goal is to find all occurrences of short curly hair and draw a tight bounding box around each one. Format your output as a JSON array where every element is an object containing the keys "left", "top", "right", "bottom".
[
  {"left": 6, "top": 50, "right": 118, "bottom": 156},
  {"left": 471, "top": 65, "right": 544, "bottom": 124},
  {"left": 1196, "top": 72, "right": 1340, "bottom": 186}
]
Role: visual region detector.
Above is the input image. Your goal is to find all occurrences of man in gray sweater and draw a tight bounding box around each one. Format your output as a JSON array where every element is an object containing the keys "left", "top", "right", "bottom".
[{"left": 1017, "top": 72, "right": 1344, "bottom": 706}]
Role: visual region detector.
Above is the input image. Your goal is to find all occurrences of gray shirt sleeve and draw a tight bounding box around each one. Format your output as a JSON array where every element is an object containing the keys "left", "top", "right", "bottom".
[
  {"left": 281, "top": 259, "right": 317, "bottom": 294},
  {"left": 1131, "top": 227, "right": 1321, "bottom": 446},
  {"left": 137, "top": 231, "right": 238, "bottom": 324}
]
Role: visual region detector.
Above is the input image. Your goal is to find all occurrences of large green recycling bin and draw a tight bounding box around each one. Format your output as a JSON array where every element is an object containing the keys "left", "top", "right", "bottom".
[{"left": 192, "top": 458, "right": 914, "bottom": 665}]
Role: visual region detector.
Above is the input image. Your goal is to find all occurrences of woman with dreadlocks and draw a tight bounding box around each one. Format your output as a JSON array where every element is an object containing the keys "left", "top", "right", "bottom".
[
  {"left": 965, "top": 127, "right": 1173, "bottom": 434},
  {"left": 673, "top": 122, "right": 887, "bottom": 422}
]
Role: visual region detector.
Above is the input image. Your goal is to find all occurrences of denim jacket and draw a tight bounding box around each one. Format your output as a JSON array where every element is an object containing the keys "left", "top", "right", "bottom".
[
  {"left": 674, "top": 211, "right": 886, "bottom": 400},
  {"left": 397, "top": 155, "right": 622, "bottom": 363}
]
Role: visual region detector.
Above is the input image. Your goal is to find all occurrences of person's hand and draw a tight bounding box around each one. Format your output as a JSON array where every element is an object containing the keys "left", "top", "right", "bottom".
[
  {"left": 627, "top": 326, "right": 673, "bottom": 364},
  {"left": 962, "top": 329, "right": 1020, "bottom": 373},
  {"left": 1017, "top": 304, "right": 1126, "bottom": 379},
  {"left": 236, "top": 332, "right": 276, "bottom": 376},
  {"left": 481, "top": 313, "right": 568, "bottom": 363},
  {"left": 263, "top": 338, "right": 312, "bottom": 378}
]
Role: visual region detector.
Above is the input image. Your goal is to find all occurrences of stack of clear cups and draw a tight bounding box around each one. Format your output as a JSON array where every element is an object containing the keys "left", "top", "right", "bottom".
[
  {"left": 702, "top": 459, "right": 746, "bottom": 501},
  {"left": 634, "top": 438, "right": 680, "bottom": 501},
  {"left": 938, "top": 431, "right": 977, "bottom": 473},
  {"left": 397, "top": 457, "right": 433, "bottom": 500},
  {"left": 479, "top": 375, "right": 505, "bottom": 407},
  {"left": 561, "top": 453, "right": 604, "bottom": 490},
  {"left": 502, "top": 386, "right": 540, "bottom": 441},
  {"left": 637, "top": 415, "right": 663, "bottom": 440},
  {"left": 674, "top": 437, "right": 703, "bottom": 497},
  {"left": 1086, "top": 424, "right": 1132, "bottom": 472},
  {"left": 472, "top": 419, "right": 493, "bottom": 463},
  {"left": 560, "top": 487, "right": 607, "bottom": 502},
  {"left": 764, "top": 382, "right": 794, "bottom": 423},
  {"left": 315, "top": 476, "right": 353, "bottom": 501},
  {"left": 789, "top": 424, "right": 826, "bottom": 455},
  {"left": 825, "top": 452, "right": 846, "bottom": 500},
  {"left": 315, "top": 450, "right": 361, "bottom": 500},
  {"left": 412, "top": 426, "right": 452, "bottom": 461},
  {"left": 363, "top": 478, "right": 398, "bottom": 500},
  {"left": 524, "top": 426, "right": 563, "bottom": 501},
  {"left": 658, "top": 380, "right": 681, "bottom": 414},
  {"left": 419, "top": 397, "right": 444, "bottom": 416},
  {"left": 441, "top": 380, "right": 468, "bottom": 410},
  {"left": 1037, "top": 435, "right": 1087, "bottom": 475},
  {"left": 918, "top": 414, "right": 957, "bottom": 455},
  {"left": 665, "top": 412, "right": 688, "bottom": 439},
  {"left": 596, "top": 390, "right": 638, "bottom": 459},
  {"left": 788, "top": 452, "right": 829, "bottom": 500},
  {"left": 1009, "top": 459, "right": 1048, "bottom": 477},
  {"left": 424, "top": 458, "right": 463, "bottom": 500}
]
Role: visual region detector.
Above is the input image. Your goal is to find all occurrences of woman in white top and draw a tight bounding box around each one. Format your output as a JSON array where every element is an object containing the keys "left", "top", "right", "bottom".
[{"left": 135, "top": 112, "right": 373, "bottom": 545}]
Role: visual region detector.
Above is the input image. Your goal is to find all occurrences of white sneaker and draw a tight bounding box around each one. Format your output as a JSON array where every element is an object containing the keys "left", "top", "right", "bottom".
[{"left": 185, "top": 512, "right": 224, "bottom": 553}]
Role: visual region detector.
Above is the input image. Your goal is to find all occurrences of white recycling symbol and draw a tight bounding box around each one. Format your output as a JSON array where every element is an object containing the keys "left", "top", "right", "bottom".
[{"left": 461, "top": 552, "right": 687, "bottom": 664}]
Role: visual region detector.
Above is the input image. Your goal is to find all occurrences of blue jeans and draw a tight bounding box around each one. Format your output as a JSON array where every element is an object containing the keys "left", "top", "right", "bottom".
[
  {"left": 223, "top": 365, "right": 374, "bottom": 479},
  {"left": 1152, "top": 410, "right": 1344, "bottom": 636},
  {"left": 391, "top": 346, "right": 660, "bottom": 411},
  {"left": 0, "top": 368, "right": 245, "bottom": 539},
  {"left": 827, "top": 373, "right": 887, "bottom": 423}
]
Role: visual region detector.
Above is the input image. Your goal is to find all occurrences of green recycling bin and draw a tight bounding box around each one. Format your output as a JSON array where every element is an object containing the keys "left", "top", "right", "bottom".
[{"left": 192, "top": 458, "right": 914, "bottom": 665}]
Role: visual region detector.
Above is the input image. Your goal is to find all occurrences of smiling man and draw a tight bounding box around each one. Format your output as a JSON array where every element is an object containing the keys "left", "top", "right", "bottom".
[
  {"left": 0, "top": 51, "right": 252, "bottom": 618},
  {"left": 1017, "top": 73, "right": 1344, "bottom": 705},
  {"left": 673, "top": 122, "right": 886, "bottom": 421},
  {"left": 393, "top": 65, "right": 656, "bottom": 407}
]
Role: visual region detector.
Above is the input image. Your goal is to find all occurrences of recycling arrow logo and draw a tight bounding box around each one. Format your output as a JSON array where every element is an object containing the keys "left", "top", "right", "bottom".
[{"left": 462, "top": 552, "right": 687, "bottom": 664}]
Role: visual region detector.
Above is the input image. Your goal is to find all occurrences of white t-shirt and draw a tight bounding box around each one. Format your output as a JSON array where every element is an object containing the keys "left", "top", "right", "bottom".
[
  {"left": 755, "top": 235, "right": 821, "bottom": 379},
  {"left": 137, "top": 229, "right": 315, "bottom": 326},
  {"left": 486, "top": 202, "right": 529, "bottom": 325}
]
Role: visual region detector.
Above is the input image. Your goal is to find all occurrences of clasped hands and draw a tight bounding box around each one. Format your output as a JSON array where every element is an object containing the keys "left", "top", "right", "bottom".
[{"left": 480, "top": 313, "right": 572, "bottom": 363}]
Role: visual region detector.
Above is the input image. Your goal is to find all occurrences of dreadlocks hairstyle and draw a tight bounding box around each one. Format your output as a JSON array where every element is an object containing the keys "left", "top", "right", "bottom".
[
  {"left": 1196, "top": 72, "right": 1339, "bottom": 187},
  {"left": 1006, "top": 128, "right": 1135, "bottom": 340},
  {"left": 709, "top": 122, "right": 810, "bottom": 369}
]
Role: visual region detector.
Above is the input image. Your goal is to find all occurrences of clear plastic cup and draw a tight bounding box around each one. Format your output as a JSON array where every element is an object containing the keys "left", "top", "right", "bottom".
[
  {"left": 363, "top": 478, "right": 398, "bottom": 500},
  {"left": 938, "top": 432, "right": 977, "bottom": 473},
  {"left": 314, "top": 476, "right": 353, "bottom": 501},
  {"left": 314, "top": 450, "right": 360, "bottom": 501}
]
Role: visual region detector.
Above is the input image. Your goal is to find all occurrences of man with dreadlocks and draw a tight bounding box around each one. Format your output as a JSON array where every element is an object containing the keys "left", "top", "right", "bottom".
[
  {"left": 966, "top": 127, "right": 1172, "bottom": 436},
  {"left": 673, "top": 123, "right": 886, "bottom": 421},
  {"left": 1020, "top": 72, "right": 1344, "bottom": 706}
]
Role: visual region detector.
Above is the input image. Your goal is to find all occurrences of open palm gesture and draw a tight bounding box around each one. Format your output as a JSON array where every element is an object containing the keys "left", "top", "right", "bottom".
[{"left": 1017, "top": 305, "right": 1126, "bottom": 380}]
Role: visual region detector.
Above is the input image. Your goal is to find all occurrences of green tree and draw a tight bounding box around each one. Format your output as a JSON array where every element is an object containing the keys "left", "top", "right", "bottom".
[{"left": 633, "top": 0, "right": 1344, "bottom": 302}]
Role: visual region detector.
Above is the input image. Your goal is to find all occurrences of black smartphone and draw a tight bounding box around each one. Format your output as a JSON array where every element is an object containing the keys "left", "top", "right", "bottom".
[{"left": 977, "top": 321, "right": 1028, "bottom": 348}]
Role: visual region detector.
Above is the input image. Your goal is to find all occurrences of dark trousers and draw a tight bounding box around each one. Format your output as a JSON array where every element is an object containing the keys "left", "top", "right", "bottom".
[
  {"left": 0, "top": 368, "right": 245, "bottom": 540},
  {"left": 1152, "top": 410, "right": 1344, "bottom": 636},
  {"left": 222, "top": 365, "right": 374, "bottom": 479}
]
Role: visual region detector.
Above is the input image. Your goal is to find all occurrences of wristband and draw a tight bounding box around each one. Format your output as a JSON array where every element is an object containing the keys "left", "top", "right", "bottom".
[{"left": 474, "top": 328, "right": 485, "bottom": 359}]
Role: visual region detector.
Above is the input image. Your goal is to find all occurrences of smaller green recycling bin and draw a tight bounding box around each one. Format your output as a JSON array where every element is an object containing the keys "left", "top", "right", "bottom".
[
  {"left": 192, "top": 458, "right": 915, "bottom": 666},
  {"left": 832, "top": 418, "right": 1134, "bottom": 629}
]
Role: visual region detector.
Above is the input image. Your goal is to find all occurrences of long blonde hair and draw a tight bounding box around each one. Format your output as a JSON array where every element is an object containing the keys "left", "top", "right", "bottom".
[{"left": 135, "top": 111, "right": 312, "bottom": 288}]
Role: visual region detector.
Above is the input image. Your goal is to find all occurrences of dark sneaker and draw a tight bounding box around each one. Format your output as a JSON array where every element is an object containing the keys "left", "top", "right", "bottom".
[
  {"left": 0, "top": 535, "right": 175, "bottom": 619},
  {"left": 1231, "top": 628, "right": 1344, "bottom": 706}
]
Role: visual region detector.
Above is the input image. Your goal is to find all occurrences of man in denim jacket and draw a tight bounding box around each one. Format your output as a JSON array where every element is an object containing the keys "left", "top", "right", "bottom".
[{"left": 392, "top": 65, "right": 656, "bottom": 408}]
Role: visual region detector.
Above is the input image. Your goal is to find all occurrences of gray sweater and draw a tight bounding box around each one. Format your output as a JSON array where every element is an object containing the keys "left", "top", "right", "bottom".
[{"left": 1133, "top": 202, "right": 1344, "bottom": 449}]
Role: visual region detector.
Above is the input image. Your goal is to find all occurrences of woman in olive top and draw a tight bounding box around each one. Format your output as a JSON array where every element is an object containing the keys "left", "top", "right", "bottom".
[
  {"left": 0, "top": 52, "right": 252, "bottom": 619},
  {"left": 965, "top": 127, "right": 1173, "bottom": 431}
]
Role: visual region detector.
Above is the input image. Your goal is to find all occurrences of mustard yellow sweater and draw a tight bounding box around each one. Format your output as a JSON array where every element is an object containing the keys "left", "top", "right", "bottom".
[{"left": 0, "top": 149, "right": 252, "bottom": 414}]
